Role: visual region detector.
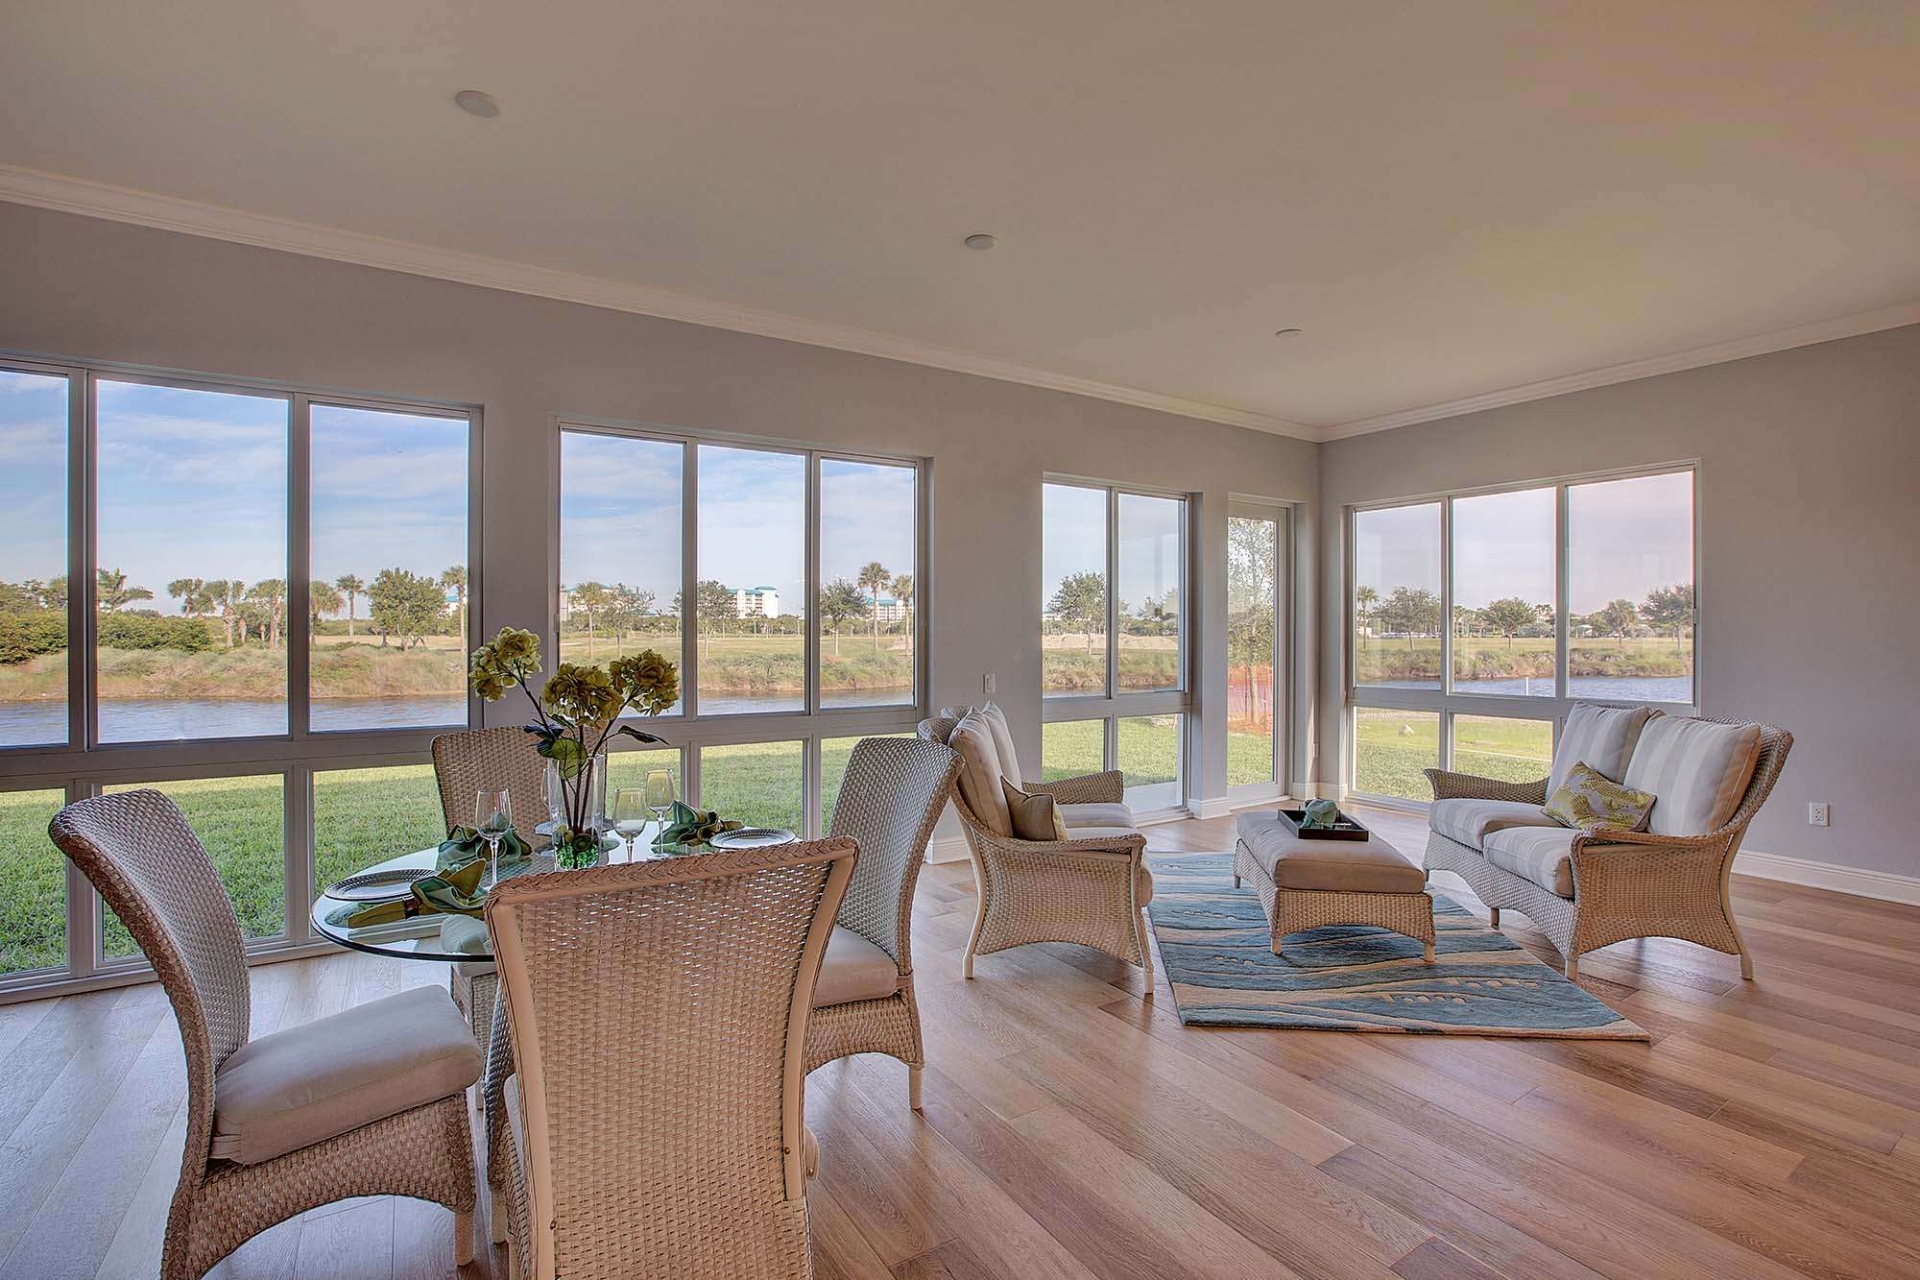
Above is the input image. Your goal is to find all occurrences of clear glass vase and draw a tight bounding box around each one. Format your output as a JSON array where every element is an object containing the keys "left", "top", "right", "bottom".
[{"left": 545, "top": 752, "right": 608, "bottom": 869}]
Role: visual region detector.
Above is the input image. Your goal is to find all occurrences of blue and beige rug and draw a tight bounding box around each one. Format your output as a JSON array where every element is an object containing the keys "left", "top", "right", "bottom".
[{"left": 1146, "top": 856, "right": 1647, "bottom": 1039}]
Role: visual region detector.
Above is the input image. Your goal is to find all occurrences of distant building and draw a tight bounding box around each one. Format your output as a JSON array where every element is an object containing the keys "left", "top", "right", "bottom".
[
  {"left": 872, "top": 596, "right": 907, "bottom": 623},
  {"left": 731, "top": 585, "right": 780, "bottom": 618}
]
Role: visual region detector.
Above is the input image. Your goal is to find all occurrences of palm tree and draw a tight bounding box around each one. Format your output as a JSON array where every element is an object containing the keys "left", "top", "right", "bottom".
[
  {"left": 857, "top": 561, "right": 890, "bottom": 648},
  {"left": 96, "top": 568, "right": 152, "bottom": 613},
  {"left": 440, "top": 566, "right": 467, "bottom": 642},
  {"left": 334, "top": 574, "right": 364, "bottom": 638},
  {"left": 167, "top": 577, "right": 211, "bottom": 617},
  {"left": 1355, "top": 585, "right": 1377, "bottom": 650},
  {"left": 890, "top": 572, "right": 914, "bottom": 656},
  {"left": 571, "top": 582, "right": 610, "bottom": 657},
  {"left": 310, "top": 579, "right": 344, "bottom": 632},
  {"left": 207, "top": 580, "right": 246, "bottom": 647}
]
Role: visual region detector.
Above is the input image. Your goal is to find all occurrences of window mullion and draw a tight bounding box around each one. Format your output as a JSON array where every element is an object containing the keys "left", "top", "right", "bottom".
[
  {"left": 1105, "top": 487, "right": 1119, "bottom": 702},
  {"left": 289, "top": 396, "right": 312, "bottom": 739},
  {"left": 805, "top": 454, "right": 820, "bottom": 716},
  {"left": 682, "top": 441, "right": 700, "bottom": 719},
  {"left": 1440, "top": 496, "right": 1454, "bottom": 699},
  {"left": 1555, "top": 483, "right": 1570, "bottom": 702}
]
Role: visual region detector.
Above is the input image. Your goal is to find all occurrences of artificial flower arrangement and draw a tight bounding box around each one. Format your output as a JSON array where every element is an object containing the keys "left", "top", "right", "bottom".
[{"left": 469, "top": 626, "right": 679, "bottom": 867}]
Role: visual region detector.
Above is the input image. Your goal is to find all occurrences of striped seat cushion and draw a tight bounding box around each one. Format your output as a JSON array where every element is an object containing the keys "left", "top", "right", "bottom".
[
  {"left": 1481, "top": 826, "right": 1580, "bottom": 898},
  {"left": 1429, "top": 798, "right": 1562, "bottom": 850},
  {"left": 1550, "top": 703, "right": 1657, "bottom": 793},
  {"left": 1622, "top": 716, "right": 1762, "bottom": 836}
]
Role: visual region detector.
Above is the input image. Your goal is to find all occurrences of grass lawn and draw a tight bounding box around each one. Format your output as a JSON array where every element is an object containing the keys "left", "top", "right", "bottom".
[{"left": 1352, "top": 709, "right": 1554, "bottom": 802}]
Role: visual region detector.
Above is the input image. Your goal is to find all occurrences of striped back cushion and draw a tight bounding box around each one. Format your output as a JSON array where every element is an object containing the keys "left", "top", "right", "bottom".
[
  {"left": 1549, "top": 704, "right": 1656, "bottom": 794},
  {"left": 1622, "top": 716, "right": 1763, "bottom": 836}
]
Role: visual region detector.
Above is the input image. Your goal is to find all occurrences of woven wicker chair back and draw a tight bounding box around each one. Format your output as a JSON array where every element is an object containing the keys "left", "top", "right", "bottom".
[
  {"left": 486, "top": 840, "right": 856, "bottom": 1280},
  {"left": 432, "top": 725, "right": 552, "bottom": 844},
  {"left": 827, "top": 737, "right": 961, "bottom": 965},
  {"left": 50, "top": 789, "right": 253, "bottom": 1177}
]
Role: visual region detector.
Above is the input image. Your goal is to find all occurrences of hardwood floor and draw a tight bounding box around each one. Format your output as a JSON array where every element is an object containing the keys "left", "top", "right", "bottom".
[{"left": 5, "top": 805, "right": 1919, "bottom": 1279}]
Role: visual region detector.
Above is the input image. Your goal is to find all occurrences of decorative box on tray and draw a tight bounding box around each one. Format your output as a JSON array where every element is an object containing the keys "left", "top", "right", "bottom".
[{"left": 1274, "top": 806, "right": 1372, "bottom": 840}]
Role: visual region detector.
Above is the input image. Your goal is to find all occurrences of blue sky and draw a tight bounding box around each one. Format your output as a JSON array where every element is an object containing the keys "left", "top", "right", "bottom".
[
  {"left": 1355, "top": 470, "right": 1692, "bottom": 615},
  {"left": 560, "top": 435, "right": 917, "bottom": 614},
  {"left": 0, "top": 380, "right": 471, "bottom": 617},
  {"left": 0, "top": 371, "right": 67, "bottom": 584},
  {"left": 1043, "top": 484, "right": 1184, "bottom": 620}
]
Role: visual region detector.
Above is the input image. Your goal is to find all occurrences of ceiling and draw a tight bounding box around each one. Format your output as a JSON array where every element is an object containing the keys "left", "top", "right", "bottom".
[{"left": 3, "top": 1, "right": 1918, "bottom": 439}]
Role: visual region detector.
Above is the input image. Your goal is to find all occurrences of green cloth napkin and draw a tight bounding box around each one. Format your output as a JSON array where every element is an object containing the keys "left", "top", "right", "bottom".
[
  {"left": 345, "top": 857, "right": 488, "bottom": 928},
  {"left": 436, "top": 824, "right": 532, "bottom": 872},
  {"left": 653, "top": 799, "right": 743, "bottom": 848}
]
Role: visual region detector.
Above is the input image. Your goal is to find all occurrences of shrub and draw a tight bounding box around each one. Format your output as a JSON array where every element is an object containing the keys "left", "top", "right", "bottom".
[
  {"left": 97, "top": 611, "right": 216, "bottom": 653},
  {"left": 0, "top": 610, "right": 68, "bottom": 664}
]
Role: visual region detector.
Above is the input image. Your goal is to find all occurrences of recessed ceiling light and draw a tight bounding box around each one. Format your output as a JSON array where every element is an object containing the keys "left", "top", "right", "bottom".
[
  {"left": 453, "top": 89, "right": 501, "bottom": 119},
  {"left": 1274, "top": 327, "right": 1304, "bottom": 338},
  {"left": 963, "top": 233, "right": 998, "bottom": 251}
]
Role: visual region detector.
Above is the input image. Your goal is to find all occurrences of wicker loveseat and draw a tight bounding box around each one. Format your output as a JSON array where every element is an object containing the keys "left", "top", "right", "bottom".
[
  {"left": 1423, "top": 703, "right": 1791, "bottom": 980},
  {"left": 919, "top": 704, "right": 1155, "bottom": 985}
]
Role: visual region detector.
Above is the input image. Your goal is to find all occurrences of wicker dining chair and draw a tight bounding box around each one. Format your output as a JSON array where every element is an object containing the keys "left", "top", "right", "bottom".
[
  {"left": 917, "top": 714, "right": 1153, "bottom": 984},
  {"left": 804, "top": 736, "right": 961, "bottom": 1110},
  {"left": 486, "top": 840, "right": 857, "bottom": 1280},
  {"left": 49, "top": 791, "right": 479, "bottom": 1280},
  {"left": 432, "top": 726, "right": 551, "bottom": 1048}
]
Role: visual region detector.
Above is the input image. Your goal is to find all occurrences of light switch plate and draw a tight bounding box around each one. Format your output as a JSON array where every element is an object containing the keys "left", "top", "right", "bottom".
[{"left": 983, "top": 673, "right": 996, "bottom": 695}]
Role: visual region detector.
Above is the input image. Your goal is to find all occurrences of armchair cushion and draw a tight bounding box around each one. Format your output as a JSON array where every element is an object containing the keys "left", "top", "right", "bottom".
[
  {"left": 1481, "top": 826, "right": 1579, "bottom": 898},
  {"left": 1059, "top": 801, "right": 1136, "bottom": 829},
  {"left": 1623, "top": 716, "right": 1762, "bottom": 836},
  {"left": 948, "top": 710, "right": 1014, "bottom": 836},
  {"left": 1429, "top": 798, "right": 1561, "bottom": 849},
  {"left": 1002, "top": 777, "right": 1069, "bottom": 842},
  {"left": 1550, "top": 703, "right": 1657, "bottom": 794},
  {"left": 813, "top": 926, "right": 902, "bottom": 1007},
  {"left": 980, "top": 701, "right": 1023, "bottom": 786},
  {"left": 211, "top": 985, "right": 481, "bottom": 1165}
]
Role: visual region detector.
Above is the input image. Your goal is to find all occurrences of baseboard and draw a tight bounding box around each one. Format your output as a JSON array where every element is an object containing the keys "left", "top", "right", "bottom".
[
  {"left": 1187, "top": 795, "right": 1233, "bottom": 820},
  {"left": 1734, "top": 849, "right": 1920, "bottom": 906},
  {"left": 926, "top": 835, "right": 970, "bottom": 865}
]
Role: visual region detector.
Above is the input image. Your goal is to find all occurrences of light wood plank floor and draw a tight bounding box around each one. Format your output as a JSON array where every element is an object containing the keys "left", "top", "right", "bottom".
[{"left": 5, "top": 805, "right": 1920, "bottom": 1279}]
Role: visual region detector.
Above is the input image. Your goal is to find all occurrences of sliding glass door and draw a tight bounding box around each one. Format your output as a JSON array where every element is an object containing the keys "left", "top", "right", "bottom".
[{"left": 1226, "top": 502, "right": 1287, "bottom": 798}]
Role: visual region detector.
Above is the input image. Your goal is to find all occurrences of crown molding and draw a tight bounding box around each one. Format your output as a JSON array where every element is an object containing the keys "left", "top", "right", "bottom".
[
  {"left": 0, "top": 164, "right": 1315, "bottom": 441},
  {"left": 1322, "top": 300, "right": 1920, "bottom": 441}
]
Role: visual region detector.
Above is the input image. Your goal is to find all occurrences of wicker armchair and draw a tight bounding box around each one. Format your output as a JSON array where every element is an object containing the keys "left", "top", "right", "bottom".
[
  {"left": 918, "top": 715, "right": 1153, "bottom": 985},
  {"left": 485, "top": 840, "right": 857, "bottom": 1280},
  {"left": 1423, "top": 718, "right": 1793, "bottom": 980},
  {"left": 805, "top": 736, "right": 962, "bottom": 1110},
  {"left": 49, "top": 791, "right": 479, "bottom": 1280},
  {"left": 431, "top": 727, "right": 551, "bottom": 1048}
]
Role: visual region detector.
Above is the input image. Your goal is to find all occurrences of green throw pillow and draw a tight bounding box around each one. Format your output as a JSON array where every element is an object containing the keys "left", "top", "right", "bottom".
[{"left": 1543, "top": 761, "right": 1656, "bottom": 833}]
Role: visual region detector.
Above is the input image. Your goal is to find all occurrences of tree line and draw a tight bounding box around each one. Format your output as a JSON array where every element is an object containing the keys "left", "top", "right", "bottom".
[
  {"left": 1044, "top": 571, "right": 1181, "bottom": 649},
  {"left": 0, "top": 565, "right": 469, "bottom": 659},
  {"left": 1355, "top": 582, "right": 1695, "bottom": 651}
]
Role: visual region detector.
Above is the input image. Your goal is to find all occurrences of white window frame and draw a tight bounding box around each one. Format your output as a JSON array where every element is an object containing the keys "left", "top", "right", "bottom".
[
  {"left": 1040, "top": 476, "right": 1193, "bottom": 816},
  {"left": 555, "top": 419, "right": 930, "bottom": 841},
  {"left": 0, "top": 353, "right": 482, "bottom": 1001},
  {"left": 1345, "top": 461, "right": 1699, "bottom": 807}
]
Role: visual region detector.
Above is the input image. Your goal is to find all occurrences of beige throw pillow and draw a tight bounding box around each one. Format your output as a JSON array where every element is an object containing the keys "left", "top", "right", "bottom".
[{"left": 1002, "top": 777, "right": 1068, "bottom": 842}]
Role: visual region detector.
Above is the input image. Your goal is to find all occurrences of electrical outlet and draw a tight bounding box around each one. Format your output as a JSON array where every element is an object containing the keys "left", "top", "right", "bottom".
[
  {"left": 1808, "top": 802, "right": 1830, "bottom": 827},
  {"left": 983, "top": 673, "right": 996, "bottom": 696}
]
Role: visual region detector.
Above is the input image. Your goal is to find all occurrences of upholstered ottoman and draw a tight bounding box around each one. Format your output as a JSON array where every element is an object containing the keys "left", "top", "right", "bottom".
[{"left": 1233, "top": 810, "right": 1436, "bottom": 962}]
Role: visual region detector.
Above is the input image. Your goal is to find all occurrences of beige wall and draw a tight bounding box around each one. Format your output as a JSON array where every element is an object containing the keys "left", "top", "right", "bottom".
[
  {"left": 0, "top": 201, "right": 1317, "bottom": 809},
  {"left": 1317, "top": 323, "right": 1920, "bottom": 877}
]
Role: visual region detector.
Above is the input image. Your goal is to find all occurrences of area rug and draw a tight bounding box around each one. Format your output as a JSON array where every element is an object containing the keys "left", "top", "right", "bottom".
[{"left": 1145, "top": 856, "right": 1647, "bottom": 1039}]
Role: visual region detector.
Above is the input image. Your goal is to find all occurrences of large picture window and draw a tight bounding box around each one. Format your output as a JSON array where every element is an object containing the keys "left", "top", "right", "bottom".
[
  {"left": 1041, "top": 479, "right": 1189, "bottom": 811},
  {"left": 1346, "top": 465, "right": 1695, "bottom": 803},
  {"left": 559, "top": 424, "right": 926, "bottom": 838},
  {"left": 0, "top": 356, "right": 479, "bottom": 998}
]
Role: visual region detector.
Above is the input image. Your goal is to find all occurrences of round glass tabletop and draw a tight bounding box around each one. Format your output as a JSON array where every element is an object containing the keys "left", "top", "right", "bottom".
[{"left": 310, "top": 823, "right": 686, "bottom": 962}]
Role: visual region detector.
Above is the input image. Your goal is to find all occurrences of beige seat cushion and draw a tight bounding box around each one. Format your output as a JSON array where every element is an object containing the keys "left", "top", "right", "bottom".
[
  {"left": 1550, "top": 703, "right": 1657, "bottom": 793},
  {"left": 1622, "top": 716, "right": 1763, "bottom": 836},
  {"left": 1429, "top": 798, "right": 1562, "bottom": 849},
  {"left": 1482, "top": 826, "right": 1580, "bottom": 898},
  {"left": 1059, "top": 801, "right": 1136, "bottom": 829},
  {"left": 1236, "top": 812, "right": 1425, "bottom": 895},
  {"left": 211, "top": 985, "right": 481, "bottom": 1165},
  {"left": 813, "top": 926, "right": 901, "bottom": 1007},
  {"left": 947, "top": 710, "right": 1013, "bottom": 836}
]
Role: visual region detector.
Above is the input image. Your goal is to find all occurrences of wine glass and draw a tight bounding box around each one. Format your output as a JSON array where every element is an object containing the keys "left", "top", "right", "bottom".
[
  {"left": 475, "top": 788, "right": 513, "bottom": 892},
  {"left": 611, "top": 788, "right": 650, "bottom": 862},
  {"left": 644, "top": 767, "right": 677, "bottom": 839}
]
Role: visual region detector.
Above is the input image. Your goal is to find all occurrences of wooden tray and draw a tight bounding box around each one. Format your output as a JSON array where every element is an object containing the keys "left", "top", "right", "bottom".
[{"left": 1275, "top": 808, "right": 1372, "bottom": 841}]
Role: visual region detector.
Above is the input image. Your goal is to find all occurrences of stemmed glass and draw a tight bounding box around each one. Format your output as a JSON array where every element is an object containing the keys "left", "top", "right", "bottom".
[
  {"left": 644, "top": 768, "right": 677, "bottom": 843},
  {"left": 474, "top": 789, "right": 513, "bottom": 892},
  {"left": 611, "top": 788, "right": 650, "bottom": 863}
]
